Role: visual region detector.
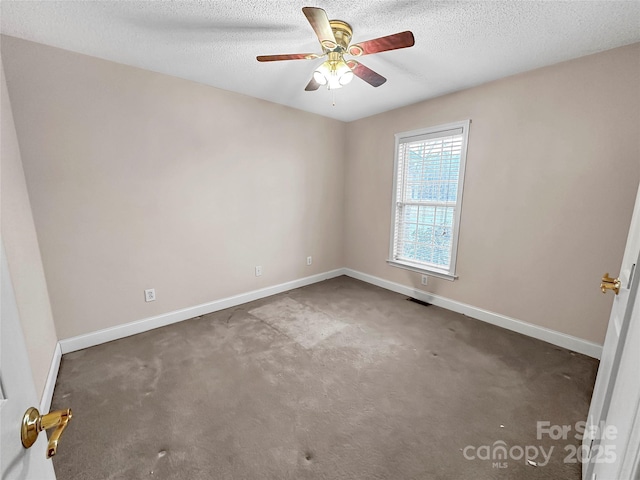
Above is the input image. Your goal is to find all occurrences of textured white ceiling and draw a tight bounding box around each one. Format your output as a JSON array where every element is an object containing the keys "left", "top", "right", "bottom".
[{"left": 1, "top": 1, "right": 639, "bottom": 122}]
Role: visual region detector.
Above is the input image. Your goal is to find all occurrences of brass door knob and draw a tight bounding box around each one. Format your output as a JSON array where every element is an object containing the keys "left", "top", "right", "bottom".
[
  {"left": 21, "top": 407, "right": 72, "bottom": 458},
  {"left": 601, "top": 273, "right": 621, "bottom": 295}
]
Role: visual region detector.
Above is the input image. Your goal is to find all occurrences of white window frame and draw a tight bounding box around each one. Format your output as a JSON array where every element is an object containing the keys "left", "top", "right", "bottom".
[{"left": 387, "top": 119, "right": 470, "bottom": 281}]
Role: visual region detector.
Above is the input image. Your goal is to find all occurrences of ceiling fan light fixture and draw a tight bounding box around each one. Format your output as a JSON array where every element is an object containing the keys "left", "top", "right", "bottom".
[
  {"left": 337, "top": 61, "right": 353, "bottom": 86},
  {"left": 313, "top": 68, "right": 328, "bottom": 85},
  {"left": 327, "top": 75, "right": 343, "bottom": 90},
  {"left": 314, "top": 54, "right": 353, "bottom": 90},
  {"left": 339, "top": 71, "right": 354, "bottom": 86}
]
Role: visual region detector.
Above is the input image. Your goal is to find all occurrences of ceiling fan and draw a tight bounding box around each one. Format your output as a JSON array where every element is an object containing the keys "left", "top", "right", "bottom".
[{"left": 257, "top": 7, "right": 415, "bottom": 91}]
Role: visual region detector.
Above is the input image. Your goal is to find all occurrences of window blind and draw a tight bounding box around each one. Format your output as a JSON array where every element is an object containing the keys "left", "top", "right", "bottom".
[{"left": 392, "top": 127, "right": 464, "bottom": 271}]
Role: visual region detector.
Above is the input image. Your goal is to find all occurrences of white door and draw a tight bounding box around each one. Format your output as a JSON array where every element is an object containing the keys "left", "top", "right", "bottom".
[
  {"left": 583, "top": 183, "right": 640, "bottom": 480},
  {"left": 590, "top": 287, "right": 640, "bottom": 479},
  {"left": 0, "top": 243, "right": 56, "bottom": 479}
]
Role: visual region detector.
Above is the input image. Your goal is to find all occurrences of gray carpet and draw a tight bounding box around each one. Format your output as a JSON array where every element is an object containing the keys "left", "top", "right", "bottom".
[{"left": 51, "top": 276, "right": 597, "bottom": 479}]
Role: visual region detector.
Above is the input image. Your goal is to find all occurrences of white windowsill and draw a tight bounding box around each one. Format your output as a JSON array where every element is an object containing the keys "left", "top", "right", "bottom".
[{"left": 387, "top": 259, "right": 458, "bottom": 281}]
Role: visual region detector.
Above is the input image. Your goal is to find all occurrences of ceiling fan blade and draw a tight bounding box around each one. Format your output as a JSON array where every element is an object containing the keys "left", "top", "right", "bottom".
[
  {"left": 302, "top": 7, "right": 337, "bottom": 50},
  {"left": 347, "top": 60, "right": 387, "bottom": 87},
  {"left": 305, "top": 77, "right": 321, "bottom": 91},
  {"left": 348, "top": 31, "right": 415, "bottom": 56},
  {"left": 257, "top": 53, "right": 320, "bottom": 62}
]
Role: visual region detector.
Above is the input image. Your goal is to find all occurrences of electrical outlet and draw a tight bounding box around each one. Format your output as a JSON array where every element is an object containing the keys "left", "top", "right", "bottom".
[
  {"left": 145, "top": 288, "right": 156, "bottom": 302},
  {"left": 421, "top": 275, "right": 428, "bottom": 286},
  {"left": 255, "top": 266, "right": 262, "bottom": 277},
  {"left": 306, "top": 256, "right": 312, "bottom": 266}
]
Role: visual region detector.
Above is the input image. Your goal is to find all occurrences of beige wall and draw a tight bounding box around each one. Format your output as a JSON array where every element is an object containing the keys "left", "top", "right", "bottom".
[
  {"left": 1, "top": 36, "right": 345, "bottom": 340},
  {"left": 345, "top": 43, "right": 640, "bottom": 344},
  {"left": 2, "top": 34, "right": 638, "bottom": 348},
  {"left": 1, "top": 58, "right": 58, "bottom": 397}
]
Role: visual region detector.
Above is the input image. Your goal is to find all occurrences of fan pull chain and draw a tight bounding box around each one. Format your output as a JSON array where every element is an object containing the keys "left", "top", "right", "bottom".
[{"left": 332, "top": 90, "right": 336, "bottom": 107}]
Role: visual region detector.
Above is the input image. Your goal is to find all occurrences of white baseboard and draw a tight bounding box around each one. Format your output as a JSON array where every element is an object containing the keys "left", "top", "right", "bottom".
[
  {"left": 59, "top": 268, "right": 345, "bottom": 354},
  {"left": 40, "top": 342, "right": 62, "bottom": 413},
  {"left": 58, "top": 266, "right": 602, "bottom": 360},
  {"left": 343, "top": 268, "right": 603, "bottom": 359}
]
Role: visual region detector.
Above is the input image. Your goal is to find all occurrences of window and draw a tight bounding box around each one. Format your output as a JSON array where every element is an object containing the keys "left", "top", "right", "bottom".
[{"left": 388, "top": 120, "right": 470, "bottom": 280}]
